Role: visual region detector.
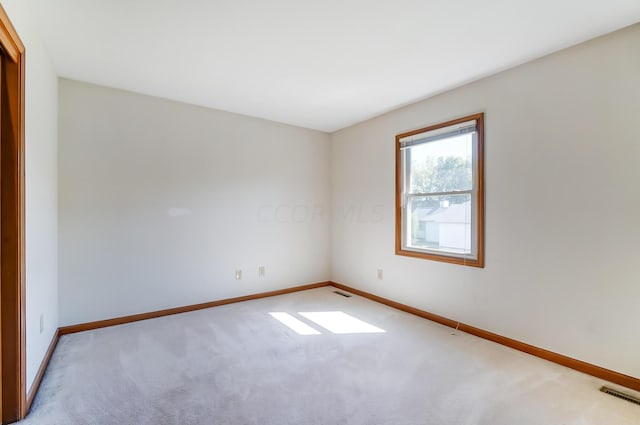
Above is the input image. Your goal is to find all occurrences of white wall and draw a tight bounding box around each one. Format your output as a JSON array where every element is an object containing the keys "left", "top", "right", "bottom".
[
  {"left": 58, "top": 80, "right": 330, "bottom": 326},
  {"left": 330, "top": 23, "right": 640, "bottom": 378},
  {"left": 0, "top": 1, "right": 59, "bottom": 392}
]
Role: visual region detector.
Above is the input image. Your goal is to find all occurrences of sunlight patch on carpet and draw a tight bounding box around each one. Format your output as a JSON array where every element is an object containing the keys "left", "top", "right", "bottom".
[
  {"left": 299, "top": 311, "right": 385, "bottom": 334},
  {"left": 269, "top": 312, "right": 321, "bottom": 335}
]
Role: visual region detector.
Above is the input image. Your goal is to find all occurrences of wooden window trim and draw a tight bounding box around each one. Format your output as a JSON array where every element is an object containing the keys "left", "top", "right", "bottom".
[
  {"left": 0, "top": 4, "right": 26, "bottom": 423},
  {"left": 395, "top": 113, "right": 485, "bottom": 268}
]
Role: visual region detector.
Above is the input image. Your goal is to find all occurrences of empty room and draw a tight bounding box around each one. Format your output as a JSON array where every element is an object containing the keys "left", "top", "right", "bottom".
[{"left": 0, "top": 0, "right": 638, "bottom": 424}]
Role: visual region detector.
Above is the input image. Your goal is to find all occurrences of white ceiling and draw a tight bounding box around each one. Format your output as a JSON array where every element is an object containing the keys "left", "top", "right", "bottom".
[{"left": 27, "top": 1, "right": 640, "bottom": 132}]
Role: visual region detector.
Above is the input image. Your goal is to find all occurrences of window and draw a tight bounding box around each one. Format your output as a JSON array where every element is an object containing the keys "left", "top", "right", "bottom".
[{"left": 395, "top": 113, "right": 484, "bottom": 267}]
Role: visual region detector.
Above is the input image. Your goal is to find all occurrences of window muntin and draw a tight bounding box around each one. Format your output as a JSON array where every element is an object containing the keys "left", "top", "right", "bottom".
[{"left": 396, "top": 113, "right": 484, "bottom": 267}]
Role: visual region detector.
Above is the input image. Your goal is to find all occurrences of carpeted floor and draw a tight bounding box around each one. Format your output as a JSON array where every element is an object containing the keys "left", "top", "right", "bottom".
[{"left": 21, "top": 287, "right": 640, "bottom": 424}]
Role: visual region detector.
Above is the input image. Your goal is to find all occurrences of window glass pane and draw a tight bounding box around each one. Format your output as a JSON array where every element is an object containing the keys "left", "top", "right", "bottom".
[
  {"left": 409, "top": 134, "right": 472, "bottom": 194},
  {"left": 406, "top": 194, "right": 472, "bottom": 255}
]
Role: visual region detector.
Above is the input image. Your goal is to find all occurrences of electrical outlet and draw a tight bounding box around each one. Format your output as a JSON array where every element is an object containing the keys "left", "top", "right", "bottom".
[
  {"left": 377, "top": 269, "right": 383, "bottom": 280},
  {"left": 235, "top": 269, "right": 242, "bottom": 280},
  {"left": 258, "top": 266, "right": 265, "bottom": 277},
  {"left": 39, "top": 314, "right": 44, "bottom": 333}
]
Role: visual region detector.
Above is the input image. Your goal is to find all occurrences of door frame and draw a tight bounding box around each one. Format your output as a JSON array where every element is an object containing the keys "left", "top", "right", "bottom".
[{"left": 0, "top": 5, "right": 26, "bottom": 423}]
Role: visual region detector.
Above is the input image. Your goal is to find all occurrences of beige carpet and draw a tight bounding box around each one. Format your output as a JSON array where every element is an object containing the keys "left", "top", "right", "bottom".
[{"left": 21, "top": 287, "right": 640, "bottom": 424}]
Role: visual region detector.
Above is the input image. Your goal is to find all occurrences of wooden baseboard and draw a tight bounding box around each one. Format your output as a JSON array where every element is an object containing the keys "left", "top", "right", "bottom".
[
  {"left": 25, "top": 329, "right": 60, "bottom": 414},
  {"left": 330, "top": 282, "right": 640, "bottom": 393},
  {"left": 59, "top": 281, "right": 331, "bottom": 335}
]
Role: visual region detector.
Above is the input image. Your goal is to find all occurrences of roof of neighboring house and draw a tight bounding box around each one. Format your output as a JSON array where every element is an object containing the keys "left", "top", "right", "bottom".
[{"left": 416, "top": 201, "right": 471, "bottom": 223}]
